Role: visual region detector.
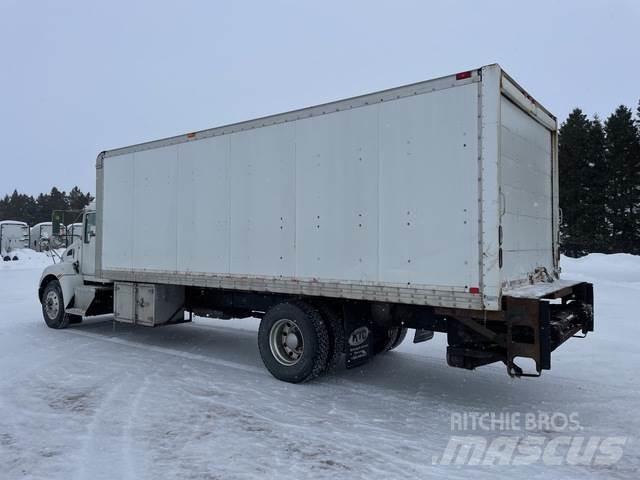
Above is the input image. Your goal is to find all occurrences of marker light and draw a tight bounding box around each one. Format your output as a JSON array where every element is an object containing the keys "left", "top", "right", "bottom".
[{"left": 455, "top": 71, "right": 472, "bottom": 80}]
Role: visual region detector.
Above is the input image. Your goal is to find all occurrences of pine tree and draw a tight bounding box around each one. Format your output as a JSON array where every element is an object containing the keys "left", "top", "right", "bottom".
[
  {"left": 0, "top": 194, "right": 11, "bottom": 220},
  {"left": 586, "top": 116, "right": 609, "bottom": 252},
  {"left": 558, "top": 109, "right": 593, "bottom": 256},
  {"left": 49, "top": 187, "right": 69, "bottom": 213},
  {"left": 9, "top": 191, "right": 37, "bottom": 225},
  {"left": 635, "top": 100, "right": 640, "bottom": 253},
  {"left": 604, "top": 106, "right": 640, "bottom": 253},
  {"left": 68, "top": 186, "right": 93, "bottom": 211},
  {"left": 1, "top": 187, "right": 94, "bottom": 226},
  {"left": 34, "top": 192, "right": 49, "bottom": 224}
]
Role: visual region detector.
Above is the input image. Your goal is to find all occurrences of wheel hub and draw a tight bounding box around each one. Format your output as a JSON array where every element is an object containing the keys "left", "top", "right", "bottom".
[
  {"left": 269, "top": 318, "right": 304, "bottom": 366},
  {"left": 285, "top": 332, "right": 299, "bottom": 350},
  {"left": 45, "top": 290, "right": 60, "bottom": 319}
]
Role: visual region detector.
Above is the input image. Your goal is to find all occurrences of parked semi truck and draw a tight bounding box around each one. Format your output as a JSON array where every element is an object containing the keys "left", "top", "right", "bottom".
[{"left": 38, "top": 64, "right": 593, "bottom": 382}]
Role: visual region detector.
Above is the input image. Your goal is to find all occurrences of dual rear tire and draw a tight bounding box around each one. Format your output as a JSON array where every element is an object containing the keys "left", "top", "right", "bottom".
[
  {"left": 258, "top": 300, "right": 406, "bottom": 383},
  {"left": 258, "top": 301, "right": 331, "bottom": 383},
  {"left": 374, "top": 326, "right": 409, "bottom": 354}
]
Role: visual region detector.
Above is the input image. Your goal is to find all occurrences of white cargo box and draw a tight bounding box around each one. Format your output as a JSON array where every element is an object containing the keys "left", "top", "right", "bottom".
[{"left": 96, "top": 64, "right": 559, "bottom": 311}]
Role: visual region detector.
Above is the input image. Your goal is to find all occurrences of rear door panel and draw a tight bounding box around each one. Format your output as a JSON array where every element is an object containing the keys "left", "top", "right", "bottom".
[{"left": 499, "top": 95, "right": 554, "bottom": 284}]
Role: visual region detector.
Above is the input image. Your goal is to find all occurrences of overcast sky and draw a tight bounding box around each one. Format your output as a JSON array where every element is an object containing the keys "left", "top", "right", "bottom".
[{"left": 1, "top": 0, "right": 638, "bottom": 197}]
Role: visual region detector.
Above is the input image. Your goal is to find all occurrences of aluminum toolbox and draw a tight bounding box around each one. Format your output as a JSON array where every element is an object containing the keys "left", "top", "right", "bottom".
[{"left": 114, "top": 282, "right": 184, "bottom": 326}]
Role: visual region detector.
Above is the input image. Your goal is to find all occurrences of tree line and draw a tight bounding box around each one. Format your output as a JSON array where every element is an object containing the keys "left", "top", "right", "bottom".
[
  {"left": 559, "top": 102, "right": 640, "bottom": 256},
  {"left": 0, "top": 187, "right": 94, "bottom": 226}
]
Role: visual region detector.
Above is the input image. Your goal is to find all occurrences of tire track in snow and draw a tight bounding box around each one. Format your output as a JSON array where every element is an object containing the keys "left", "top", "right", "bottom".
[
  {"left": 65, "top": 328, "right": 264, "bottom": 376},
  {"left": 66, "top": 323, "right": 633, "bottom": 396},
  {"left": 121, "top": 375, "right": 151, "bottom": 480},
  {"left": 73, "top": 373, "right": 140, "bottom": 480}
]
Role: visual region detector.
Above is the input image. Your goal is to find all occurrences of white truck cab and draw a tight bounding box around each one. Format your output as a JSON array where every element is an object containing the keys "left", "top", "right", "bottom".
[{"left": 38, "top": 202, "right": 111, "bottom": 328}]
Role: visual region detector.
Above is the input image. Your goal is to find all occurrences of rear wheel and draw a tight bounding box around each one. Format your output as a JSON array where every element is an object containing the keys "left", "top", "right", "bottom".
[
  {"left": 258, "top": 301, "right": 330, "bottom": 383},
  {"left": 41, "top": 280, "right": 70, "bottom": 329},
  {"left": 374, "top": 327, "right": 409, "bottom": 354},
  {"left": 312, "top": 302, "right": 344, "bottom": 372},
  {"left": 388, "top": 327, "right": 408, "bottom": 351}
]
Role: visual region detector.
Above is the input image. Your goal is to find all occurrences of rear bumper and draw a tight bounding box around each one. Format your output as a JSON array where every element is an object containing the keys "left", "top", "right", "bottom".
[
  {"left": 444, "top": 281, "right": 594, "bottom": 377},
  {"left": 503, "top": 281, "right": 593, "bottom": 375}
]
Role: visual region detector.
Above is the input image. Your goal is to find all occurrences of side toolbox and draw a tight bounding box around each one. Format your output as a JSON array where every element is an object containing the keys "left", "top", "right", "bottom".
[{"left": 114, "top": 282, "right": 185, "bottom": 326}]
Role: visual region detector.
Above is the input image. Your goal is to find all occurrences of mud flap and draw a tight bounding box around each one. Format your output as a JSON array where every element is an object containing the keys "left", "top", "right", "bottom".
[
  {"left": 342, "top": 303, "right": 372, "bottom": 369},
  {"left": 413, "top": 328, "right": 434, "bottom": 343}
]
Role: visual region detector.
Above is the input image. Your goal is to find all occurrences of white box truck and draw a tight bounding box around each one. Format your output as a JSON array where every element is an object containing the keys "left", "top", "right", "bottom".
[{"left": 38, "top": 64, "right": 593, "bottom": 382}]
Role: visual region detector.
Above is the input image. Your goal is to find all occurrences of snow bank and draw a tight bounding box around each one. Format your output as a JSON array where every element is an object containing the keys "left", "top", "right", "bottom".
[
  {"left": 561, "top": 253, "right": 640, "bottom": 284},
  {"left": 0, "top": 248, "right": 59, "bottom": 271}
]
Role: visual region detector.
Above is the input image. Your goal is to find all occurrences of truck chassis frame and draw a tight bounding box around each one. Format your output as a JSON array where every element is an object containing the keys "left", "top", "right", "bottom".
[{"left": 71, "top": 278, "right": 593, "bottom": 378}]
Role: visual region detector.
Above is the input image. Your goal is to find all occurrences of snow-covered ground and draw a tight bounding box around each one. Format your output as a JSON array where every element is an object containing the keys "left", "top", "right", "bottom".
[{"left": 1, "top": 251, "right": 638, "bottom": 479}]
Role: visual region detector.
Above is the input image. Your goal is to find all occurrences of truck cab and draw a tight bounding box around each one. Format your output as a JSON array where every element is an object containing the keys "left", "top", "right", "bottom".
[{"left": 38, "top": 203, "right": 113, "bottom": 328}]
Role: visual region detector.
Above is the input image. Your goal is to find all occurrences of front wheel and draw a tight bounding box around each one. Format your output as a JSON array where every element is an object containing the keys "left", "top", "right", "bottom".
[{"left": 41, "top": 280, "right": 70, "bottom": 329}]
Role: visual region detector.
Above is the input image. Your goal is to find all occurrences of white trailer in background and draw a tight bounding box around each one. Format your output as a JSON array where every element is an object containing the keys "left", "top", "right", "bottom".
[
  {"left": 30, "top": 222, "right": 66, "bottom": 252},
  {"left": 0, "top": 221, "right": 29, "bottom": 261},
  {"left": 38, "top": 64, "right": 593, "bottom": 382}
]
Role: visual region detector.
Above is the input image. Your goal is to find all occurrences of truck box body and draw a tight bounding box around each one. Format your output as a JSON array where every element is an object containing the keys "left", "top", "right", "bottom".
[{"left": 95, "top": 64, "right": 559, "bottom": 312}]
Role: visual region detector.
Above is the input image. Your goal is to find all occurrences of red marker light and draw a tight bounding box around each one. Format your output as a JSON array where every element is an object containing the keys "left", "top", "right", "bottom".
[
  {"left": 469, "top": 287, "right": 480, "bottom": 294},
  {"left": 455, "top": 71, "right": 472, "bottom": 80}
]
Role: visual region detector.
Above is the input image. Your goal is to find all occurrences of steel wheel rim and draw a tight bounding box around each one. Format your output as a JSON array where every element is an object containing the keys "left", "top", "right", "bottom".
[
  {"left": 269, "top": 318, "right": 304, "bottom": 366},
  {"left": 45, "top": 290, "right": 60, "bottom": 320}
]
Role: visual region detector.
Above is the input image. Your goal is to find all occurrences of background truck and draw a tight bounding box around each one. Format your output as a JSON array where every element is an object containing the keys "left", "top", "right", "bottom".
[
  {"left": 30, "top": 222, "right": 66, "bottom": 252},
  {"left": 38, "top": 64, "right": 593, "bottom": 383},
  {"left": 0, "top": 220, "right": 29, "bottom": 261}
]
